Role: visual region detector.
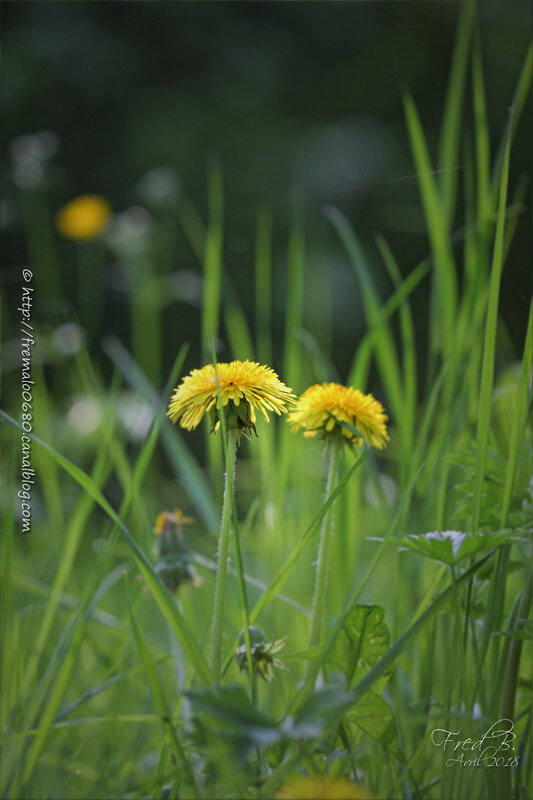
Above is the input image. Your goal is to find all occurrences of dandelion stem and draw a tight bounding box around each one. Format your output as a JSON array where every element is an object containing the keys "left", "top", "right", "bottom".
[
  {"left": 308, "top": 444, "right": 340, "bottom": 653},
  {"left": 211, "top": 427, "right": 238, "bottom": 679}
]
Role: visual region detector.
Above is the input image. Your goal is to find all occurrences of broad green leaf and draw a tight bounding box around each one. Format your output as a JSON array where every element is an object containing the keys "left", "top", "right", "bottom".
[
  {"left": 396, "top": 530, "right": 515, "bottom": 566},
  {"left": 284, "top": 645, "right": 323, "bottom": 661},
  {"left": 329, "top": 605, "right": 390, "bottom": 687},
  {"left": 347, "top": 691, "right": 404, "bottom": 762}
]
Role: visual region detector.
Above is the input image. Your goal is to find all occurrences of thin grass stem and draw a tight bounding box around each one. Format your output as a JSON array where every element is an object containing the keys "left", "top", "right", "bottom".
[{"left": 308, "top": 444, "right": 340, "bottom": 653}]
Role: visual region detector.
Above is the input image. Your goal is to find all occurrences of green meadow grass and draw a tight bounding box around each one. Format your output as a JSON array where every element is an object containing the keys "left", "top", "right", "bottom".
[{"left": 1, "top": 12, "right": 532, "bottom": 800}]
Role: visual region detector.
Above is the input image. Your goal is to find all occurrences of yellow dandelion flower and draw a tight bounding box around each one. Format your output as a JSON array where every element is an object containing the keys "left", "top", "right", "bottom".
[
  {"left": 167, "top": 360, "right": 296, "bottom": 435},
  {"left": 289, "top": 382, "right": 389, "bottom": 449},
  {"left": 276, "top": 775, "right": 373, "bottom": 800},
  {"left": 153, "top": 509, "right": 193, "bottom": 536},
  {"left": 55, "top": 194, "right": 112, "bottom": 240}
]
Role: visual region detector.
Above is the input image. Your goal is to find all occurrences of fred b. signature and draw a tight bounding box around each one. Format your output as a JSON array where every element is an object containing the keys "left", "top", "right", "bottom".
[{"left": 430, "top": 718, "right": 519, "bottom": 768}]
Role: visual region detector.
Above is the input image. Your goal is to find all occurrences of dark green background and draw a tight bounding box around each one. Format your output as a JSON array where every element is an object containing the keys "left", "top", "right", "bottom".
[{"left": 2, "top": 1, "right": 531, "bottom": 382}]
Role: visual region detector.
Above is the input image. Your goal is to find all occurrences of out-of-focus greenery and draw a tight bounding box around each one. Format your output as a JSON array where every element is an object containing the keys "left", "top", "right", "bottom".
[{"left": 2, "top": 2, "right": 531, "bottom": 379}]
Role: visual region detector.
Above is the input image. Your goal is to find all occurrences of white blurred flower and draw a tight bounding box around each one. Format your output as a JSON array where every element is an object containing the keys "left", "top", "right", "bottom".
[
  {"left": 136, "top": 166, "right": 180, "bottom": 208},
  {"left": 364, "top": 473, "right": 398, "bottom": 509},
  {"left": 13, "top": 161, "right": 45, "bottom": 190},
  {"left": 67, "top": 397, "right": 102, "bottom": 435},
  {"left": 9, "top": 131, "right": 60, "bottom": 163},
  {"left": 106, "top": 206, "right": 152, "bottom": 261},
  {"left": 51, "top": 323, "right": 85, "bottom": 356},
  {"left": 118, "top": 392, "right": 154, "bottom": 442},
  {"left": 9, "top": 131, "right": 60, "bottom": 189},
  {"left": 168, "top": 270, "right": 203, "bottom": 305}
]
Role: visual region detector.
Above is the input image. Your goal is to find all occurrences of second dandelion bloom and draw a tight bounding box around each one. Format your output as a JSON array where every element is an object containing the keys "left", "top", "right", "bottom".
[
  {"left": 289, "top": 382, "right": 389, "bottom": 449},
  {"left": 168, "top": 359, "right": 296, "bottom": 435},
  {"left": 289, "top": 383, "right": 389, "bottom": 654}
]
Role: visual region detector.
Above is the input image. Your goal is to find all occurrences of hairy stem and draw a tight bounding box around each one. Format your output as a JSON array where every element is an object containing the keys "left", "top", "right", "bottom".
[{"left": 210, "top": 428, "right": 238, "bottom": 679}]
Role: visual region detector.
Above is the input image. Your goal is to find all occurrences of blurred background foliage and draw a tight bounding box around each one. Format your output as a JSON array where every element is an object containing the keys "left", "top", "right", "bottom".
[{"left": 2, "top": 1, "right": 531, "bottom": 391}]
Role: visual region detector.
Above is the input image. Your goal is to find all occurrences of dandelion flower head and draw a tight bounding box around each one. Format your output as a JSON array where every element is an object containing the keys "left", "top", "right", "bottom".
[
  {"left": 167, "top": 360, "right": 296, "bottom": 435},
  {"left": 55, "top": 194, "right": 112, "bottom": 240},
  {"left": 289, "top": 382, "right": 389, "bottom": 449},
  {"left": 276, "top": 775, "right": 373, "bottom": 799}
]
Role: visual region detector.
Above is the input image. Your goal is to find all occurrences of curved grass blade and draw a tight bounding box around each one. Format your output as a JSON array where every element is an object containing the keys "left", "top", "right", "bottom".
[
  {"left": 326, "top": 206, "right": 403, "bottom": 426},
  {"left": 402, "top": 92, "right": 457, "bottom": 361},
  {"left": 437, "top": 0, "right": 475, "bottom": 222}
]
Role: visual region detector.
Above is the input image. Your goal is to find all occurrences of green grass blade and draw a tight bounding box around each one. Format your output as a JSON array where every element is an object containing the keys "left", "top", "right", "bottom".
[
  {"left": 375, "top": 234, "right": 418, "bottom": 473},
  {"left": 255, "top": 208, "right": 273, "bottom": 365},
  {"left": 0, "top": 411, "right": 213, "bottom": 687},
  {"left": 471, "top": 122, "right": 512, "bottom": 534},
  {"left": 500, "top": 304, "right": 533, "bottom": 527},
  {"left": 347, "top": 258, "right": 430, "bottom": 393},
  {"left": 472, "top": 25, "right": 491, "bottom": 235},
  {"left": 202, "top": 158, "right": 224, "bottom": 360},
  {"left": 437, "top": 0, "right": 475, "bottom": 223},
  {"left": 277, "top": 193, "right": 306, "bottom": 502},
  {"left": 20, "top": 628, "right": 80, "bottom": 788},
  {"left": 23, "top": 448, "right": 113, "bottom": 688},
  {"left": 282, "top": 192, "right": 305, "bottom": 390},
  {"left": 490, "top": 44, "right": 532, "bottom": 204},
  {"left": 129, "top": 607, "right": 200, "bottom": 799},
  {"left": 221, "top": 448, "right": 367, "bottom": 677},
  {"left": 403, "top": 93, "right": 457, "bottom": 360},
  {"left": 326, "top": 207, "right": 404, "bottom": 417},
  {"left": 104, "top": 337, "right": 218, "bottom": 532},
  {"left": 176, "top": 188, "right": 206, "bottom": 263},
  {"left": 225, "top": 303, "right": 255, "bottom": 362}
]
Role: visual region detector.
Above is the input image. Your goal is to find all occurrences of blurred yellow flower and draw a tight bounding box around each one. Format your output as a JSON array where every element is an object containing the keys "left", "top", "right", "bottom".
[
  {"left": 55, "top": 194, "right": 112, "bottom": 240},
  {"left": 167, "top": 360, "right": 296, "bottom": 435},
  {"left": 289, "top": 382, "right": 389, "bottom": 449},
  {"left": 277, "top": 775, "right": 373, "bottom": 799},
  {"left": 152, "top": 508, "right": 197, "bottom": 592},
  {"left": 153, "top": 509, "right": 193, "bottom": 536}
]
